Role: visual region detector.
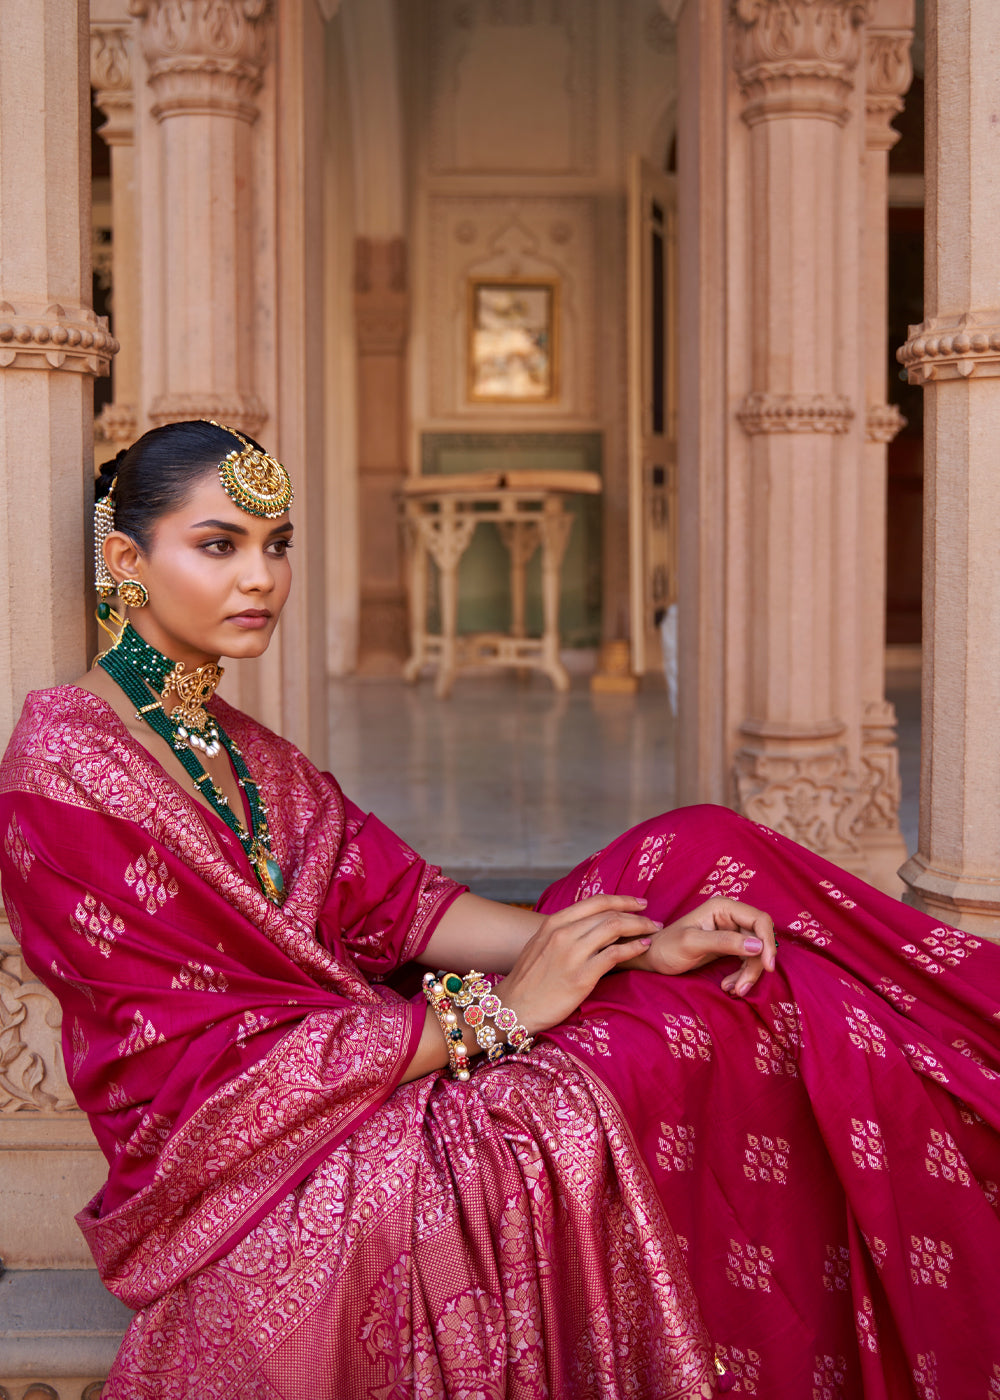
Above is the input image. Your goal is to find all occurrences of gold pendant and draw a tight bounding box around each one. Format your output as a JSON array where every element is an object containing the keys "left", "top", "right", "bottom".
[
  {"left": 251, "top": 839, "right": 285, "bottom": 906},
  {"left": 162, "top": 660, "right": 224, "bottom": 733}
]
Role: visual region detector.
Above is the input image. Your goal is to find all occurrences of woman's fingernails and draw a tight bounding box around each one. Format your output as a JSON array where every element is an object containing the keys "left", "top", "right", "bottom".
[
  {"left": 743, "top": 937, "right": 764, "bottom": 954},
  {"left": 641, "top": 936, "right": 652, "bottom": 946}
]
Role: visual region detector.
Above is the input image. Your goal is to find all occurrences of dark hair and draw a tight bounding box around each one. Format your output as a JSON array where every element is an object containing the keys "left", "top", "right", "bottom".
[{"left": 95, "top": 420, "right": 265, "bottom": 552}]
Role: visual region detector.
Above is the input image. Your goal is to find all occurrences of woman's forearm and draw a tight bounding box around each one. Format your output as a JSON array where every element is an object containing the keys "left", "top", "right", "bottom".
[{"left": 419, "top": 891, "right": 543, "bottom": 974}]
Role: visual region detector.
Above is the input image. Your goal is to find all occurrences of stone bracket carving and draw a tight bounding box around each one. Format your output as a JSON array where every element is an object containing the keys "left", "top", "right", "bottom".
[
  {"left": 90, "top": 23, "right": 135, "bottom": 146},
  {"left": 737, "top": 392, "right": 854, "bottom": 435},
  {"left": 0, "top": 303, "right": 117, "bottom": 376},
  {"left": 898, "top": 313, "right": 1000, "bottom": 382},
  {"left": 148, "top": 392, "right": 266, "bottom": 436},
  {"left": 734, "top": 735, "right": 865, "bottom": 859},
  {"left": 865, "top": 28, "right": 913, "bottom": 149},
  {"left": 865, "top": 402, "right": 905, "bottom": 443},
  {"left": 0, "top": 950, "right": 77, "bottom": 1114},
  {"left": 731, "top": 0, "right": 868, "bottom": 127}
]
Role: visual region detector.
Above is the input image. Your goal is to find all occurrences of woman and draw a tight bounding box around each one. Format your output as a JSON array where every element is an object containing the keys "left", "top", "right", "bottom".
[{"left": 0, "top": 421, "right": 997, "bottom": 1400}]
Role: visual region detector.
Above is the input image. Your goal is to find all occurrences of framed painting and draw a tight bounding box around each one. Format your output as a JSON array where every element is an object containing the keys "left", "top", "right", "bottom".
[{"left": 467, "top": 278, "right": 559, "bottom": 403}]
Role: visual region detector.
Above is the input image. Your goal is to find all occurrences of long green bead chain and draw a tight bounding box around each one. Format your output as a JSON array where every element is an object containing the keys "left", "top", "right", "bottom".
[{"left": 97, "top": 620, "right": 285, "bottom": 905}]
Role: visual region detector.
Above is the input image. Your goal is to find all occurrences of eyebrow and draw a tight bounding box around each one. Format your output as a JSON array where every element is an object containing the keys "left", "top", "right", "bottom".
[{"left": 190, "top": 519, "right": 294, "bottom": 537}]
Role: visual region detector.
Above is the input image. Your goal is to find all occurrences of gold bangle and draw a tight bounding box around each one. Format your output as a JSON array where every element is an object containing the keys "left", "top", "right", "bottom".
[{"left": 422, "top": 971, "right": 473, "bottom": 1081}]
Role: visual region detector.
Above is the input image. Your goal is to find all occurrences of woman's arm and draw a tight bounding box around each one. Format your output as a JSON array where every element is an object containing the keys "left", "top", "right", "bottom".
[{"left": 417, "top": 891, "right": 543, "bottom": 974}]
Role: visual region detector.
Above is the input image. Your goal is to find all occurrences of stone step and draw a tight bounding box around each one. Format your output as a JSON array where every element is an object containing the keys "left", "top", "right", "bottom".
[{"left": 0, "top": 1268, "right": 131, "bottom": 1394}]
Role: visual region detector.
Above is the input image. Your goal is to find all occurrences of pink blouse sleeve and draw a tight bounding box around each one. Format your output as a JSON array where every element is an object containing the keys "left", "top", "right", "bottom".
[{"left": 315, "top": 792, "right": 467, "bottom": 978}]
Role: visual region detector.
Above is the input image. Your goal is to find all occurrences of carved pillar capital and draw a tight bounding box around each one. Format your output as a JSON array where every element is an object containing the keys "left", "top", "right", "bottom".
[
  {"left": 731, "top": 0, "right": 868, "bottom": 126},
  {"left": 91, "top": 22, "right": 137, "bottom": 147},
  {"left": 864, "top": 28, "right": 912, "bottom": 149},
  {"left": 128, "top": 0, "right": 271, "bottom": 123}
]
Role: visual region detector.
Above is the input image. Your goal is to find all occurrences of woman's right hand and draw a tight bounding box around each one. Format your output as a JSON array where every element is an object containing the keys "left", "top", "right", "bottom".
[{"left": 497, "top": 894, "right": 660, "bottom": 1036}]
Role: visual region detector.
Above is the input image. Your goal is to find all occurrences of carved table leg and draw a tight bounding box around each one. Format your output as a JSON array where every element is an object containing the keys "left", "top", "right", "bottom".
[
  {"left": 539, "top": 498, "right": 574, "bottom": 692},
  {"left": 402, "top": 505, "right": 427, "bottom": 683}
]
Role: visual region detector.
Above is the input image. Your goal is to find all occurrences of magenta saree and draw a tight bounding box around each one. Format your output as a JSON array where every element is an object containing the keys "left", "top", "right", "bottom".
[
  {"left": 0, "top": 689, "right": 714, "bottom": 1399},
  {"left": 1, "top": 687, "right": 998, "bottom": 1397}
]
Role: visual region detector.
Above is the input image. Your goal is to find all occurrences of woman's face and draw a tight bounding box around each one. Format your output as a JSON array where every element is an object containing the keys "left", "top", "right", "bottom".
[{"left": 108, "top": 470, "right": 294, "bottom": 667}]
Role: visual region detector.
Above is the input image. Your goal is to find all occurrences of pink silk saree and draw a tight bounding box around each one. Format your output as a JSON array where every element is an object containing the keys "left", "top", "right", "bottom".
[
  {"left": 0, "top": 689, "right": 714, "bottom": 1399},
  {"left": 1, "top": 688, "right": 999, "bottom": 1397}
]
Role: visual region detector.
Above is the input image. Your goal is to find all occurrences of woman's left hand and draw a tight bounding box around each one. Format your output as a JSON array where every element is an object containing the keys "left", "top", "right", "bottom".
[{"left": 623, "top": 896, "right": 778, "bottom": 997}]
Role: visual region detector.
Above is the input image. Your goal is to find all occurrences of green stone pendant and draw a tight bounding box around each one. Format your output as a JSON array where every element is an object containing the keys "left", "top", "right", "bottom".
[{"left": 266, "top": 857, "right": 284, "bottom": 895}]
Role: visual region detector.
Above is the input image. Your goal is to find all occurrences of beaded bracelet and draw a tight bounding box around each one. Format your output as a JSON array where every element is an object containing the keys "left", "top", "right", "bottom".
[
  {"left": 452, "top": 972, "right": 534, "bottom": 1065},
  {"left": 422, "top": 971, "right": 473, "bottom": 1081}
]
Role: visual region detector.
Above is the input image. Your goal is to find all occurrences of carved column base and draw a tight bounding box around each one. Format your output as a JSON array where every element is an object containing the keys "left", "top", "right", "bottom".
[
  {"left": 900, "top": 853, "right": 1000, "bottom": 942},
  {"left": 850, "top": 699, "right": 908, "bottom": 895},
  {"left": 733, "top": 724, "right": 869, "bottom": 878}
]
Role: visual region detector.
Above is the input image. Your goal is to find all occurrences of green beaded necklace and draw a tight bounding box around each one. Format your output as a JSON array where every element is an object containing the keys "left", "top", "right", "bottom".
[{"left": 98, "top": 619, "right": 285, "bottom": 905}]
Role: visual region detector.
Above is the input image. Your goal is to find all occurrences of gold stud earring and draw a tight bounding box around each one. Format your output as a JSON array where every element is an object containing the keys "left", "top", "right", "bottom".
[{"left": 118, "top": 579, "right": 149, "bottom": 609}]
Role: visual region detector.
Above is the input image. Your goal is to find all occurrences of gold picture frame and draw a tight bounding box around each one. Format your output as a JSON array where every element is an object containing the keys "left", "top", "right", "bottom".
[{"left": 467, "top": 278, "right": 559, "bottom": 403}]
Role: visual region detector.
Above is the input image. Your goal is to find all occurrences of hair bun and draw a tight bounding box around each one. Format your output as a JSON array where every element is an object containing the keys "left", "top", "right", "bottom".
[{"left": 95, "top": 447, "right": 128, "bottom": 501}]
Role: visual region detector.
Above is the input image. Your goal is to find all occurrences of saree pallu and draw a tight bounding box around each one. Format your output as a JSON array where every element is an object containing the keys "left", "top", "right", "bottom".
[{"left": 1, "top": 689, "right": 998, "bottom": 1398}]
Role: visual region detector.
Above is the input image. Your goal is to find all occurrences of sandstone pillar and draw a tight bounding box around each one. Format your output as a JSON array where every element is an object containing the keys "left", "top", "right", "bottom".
[
  {"left": 729, "top": 0, "right": 871, "bottom": 877},
  {"left": 855, "top": 0, "right": 913, "bottom": 890},
  {"left": 897, "top": 0, "right": 1000, "bottom": 935},
  {"left": 354, "top": 235, "right": 410, "bottom": 672},
  {"left": 128, "top": 0, "right": 269, "bottom": 435},
  {"left": 91, "top": 13, "right": 141, "bottom": 454},
  {"left": 674, "top": 0, "right": 730, "bottom": 805},
  {"left": 0, "top": 3, "right": 121, "bottom": 1390},
  {"left": 0, "top": 0, "right": 116, "bottom": 744}
]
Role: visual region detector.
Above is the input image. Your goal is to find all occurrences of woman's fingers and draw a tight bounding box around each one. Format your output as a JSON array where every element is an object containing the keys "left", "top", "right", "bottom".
[{"left": 698, "top": 898, "right": 778, "bottom": 972}]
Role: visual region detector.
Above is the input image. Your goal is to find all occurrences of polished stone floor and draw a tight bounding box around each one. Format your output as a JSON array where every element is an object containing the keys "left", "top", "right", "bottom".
[{"left": 328, "top": 671, "right": 921, "bottom": 901}]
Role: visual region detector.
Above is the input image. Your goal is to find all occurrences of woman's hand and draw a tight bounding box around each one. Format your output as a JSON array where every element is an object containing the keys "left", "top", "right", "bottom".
[
  {"left": 624, "top": 896, "right": 778, "bottom": 997},
  {"left": 497, "top": 895, "right": 661, "bottom": 1037}
]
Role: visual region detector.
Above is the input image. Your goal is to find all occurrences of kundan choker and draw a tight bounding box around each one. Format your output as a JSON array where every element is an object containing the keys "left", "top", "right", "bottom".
[{"left": 98, "top": 620, "right": 285, "bottom": 905}]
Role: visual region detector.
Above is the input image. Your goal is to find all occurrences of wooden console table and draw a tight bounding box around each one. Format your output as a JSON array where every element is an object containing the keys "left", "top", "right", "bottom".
[{"left": 401, "top": 469, "right": 602, "bottom": 698}]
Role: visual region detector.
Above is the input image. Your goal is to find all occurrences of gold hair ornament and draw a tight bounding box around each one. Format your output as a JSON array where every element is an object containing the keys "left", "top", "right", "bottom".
[
  {"left": 208, "top": 421, "right": 294, "bottom": 519},
  {"left": 94, "top": 482, "right": 117, "bottom": 600}
]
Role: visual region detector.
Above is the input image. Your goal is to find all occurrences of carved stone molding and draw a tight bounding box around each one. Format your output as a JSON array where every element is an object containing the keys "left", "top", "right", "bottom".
[
  {"left": 128, "top": 0, "right": 271, "bottom": 123},
  {"left": 0, "top": 1386, "right": 105, "bottom": 1400},
  {"left": 90, "top": 23, "right": 136, "bottom": 146},
  {"left": 0, "top": 302, "right": 117, "bottom": 376},
  {"left": 865, "top": 402, "right": 905, "bottom": 443},
  {"left": 737, "top": 391, "right": 854, "bottom": 434},
  {"left": 731, "top": 0, "right": 868, "bottom": 126},
  {"left": 0, "top": 951, "right": 77, "bottom": 1115},
  {"left": 95, "top": 402, "right": 139, "bottom": 445},
  {"left": 733, "top": 734, "right": 864, "bottom": 859},
  {"left": 355, "top": 237, "right": 409, "bottom": 356},
  {"left": 148, "top": 391, "right": 266, "bottom": 436},
  {"left": 853, "top": 698, "right": 902, "bottom": 836},
  {"left": 897, "top": 314, "right": 1000, "bottom": 383},
  {"left": 864, "top": 28, "right": 912, "bottom": 149}
]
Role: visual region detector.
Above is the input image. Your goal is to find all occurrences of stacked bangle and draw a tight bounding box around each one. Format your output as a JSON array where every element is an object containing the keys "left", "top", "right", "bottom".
[
  {"left": 454, "top": 972, "right": 534, "bottom": 1063},
  {"left": 422, "top": 971, "right": 474, "bottom": 1081}
]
